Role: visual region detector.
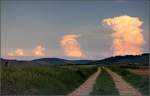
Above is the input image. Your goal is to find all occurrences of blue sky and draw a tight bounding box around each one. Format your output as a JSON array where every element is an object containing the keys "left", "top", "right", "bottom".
[{"left": 1, "top": 0, "right": 149, "bottom": 60}]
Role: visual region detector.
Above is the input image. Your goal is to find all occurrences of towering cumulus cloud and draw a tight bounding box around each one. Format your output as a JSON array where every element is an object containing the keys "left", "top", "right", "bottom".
[
  {"left": 15, "top": 49, "right": 25, "bottom": 56},
  {"left": 60, "top": 34, "right": 83, "bottom": 57},
  {"left": 32, "top": 45, "right": 45, "bottom": 56},
  {"left": 103, "top": 15, "right": 144, "bottom": 56}
]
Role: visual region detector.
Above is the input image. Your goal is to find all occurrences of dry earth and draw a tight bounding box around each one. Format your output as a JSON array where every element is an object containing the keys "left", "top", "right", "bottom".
[
  {"left": 68, "top": 68, "right": 101, "bottom": 96},
  {"left": 128, "top": 68, "right": 150, "bottom": 77},
  {"left": 106, "top": 68, "right": 142, "bottom": 96}
]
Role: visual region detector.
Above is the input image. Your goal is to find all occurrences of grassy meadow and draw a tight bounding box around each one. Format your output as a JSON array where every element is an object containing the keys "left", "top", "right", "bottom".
[
  {"left": 0, "top": 62, "right": 149, "bottom": 95},
  {"left": 1, "top": 64, "right": 97, "bottom": 95}
]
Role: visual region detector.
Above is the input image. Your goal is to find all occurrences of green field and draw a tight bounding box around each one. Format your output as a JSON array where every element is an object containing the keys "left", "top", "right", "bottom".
[
  {"left": 90, "top": 67, "right": 119, "bottom": 95},
  {"left": 1, "top": 65, "right": 97, "bottom": 95},
  {"left": 109, "top": 65, "right": 149, "bottom": 95},
  {"left": 1, "top": 63, "right": 149, "bottom": 95}
]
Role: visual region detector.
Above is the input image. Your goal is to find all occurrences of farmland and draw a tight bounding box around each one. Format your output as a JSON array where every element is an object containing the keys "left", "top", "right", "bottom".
[
  {"left": 1, "top": 65, "right": 97, "bottom": 95},
  {"left": 0, "top": 61, "right": 149, "bottom": 95},
  {"left": 109, "top": 65, "right": 149, "bottom": 95}
]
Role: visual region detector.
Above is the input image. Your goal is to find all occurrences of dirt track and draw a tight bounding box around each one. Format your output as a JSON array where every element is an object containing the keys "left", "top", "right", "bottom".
[
  {"left": 68, "top": 68, "right": 101, "bottom": 96},
  {"left": 106, "top": 68, "right": 142, "bottom": 96}
]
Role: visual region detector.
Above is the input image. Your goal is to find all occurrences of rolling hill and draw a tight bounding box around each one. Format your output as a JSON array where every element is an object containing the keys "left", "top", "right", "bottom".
[
  {"left": 91, "top": 53, "right": 149, "bottom": 65},
  {"left": 0, "top": 53, "right": 149, "bottom": 66}
]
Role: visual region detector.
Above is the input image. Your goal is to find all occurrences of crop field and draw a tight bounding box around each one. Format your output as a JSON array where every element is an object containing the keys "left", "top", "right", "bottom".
[
  {"left": 0, "top": 63, "right": 149, "bottom": 96},
  {"left": 128, "top": 68, "right": 149, "bottom": 77},
  {"left": 1, "top": 65, "right": 97, "bottom": 95}
]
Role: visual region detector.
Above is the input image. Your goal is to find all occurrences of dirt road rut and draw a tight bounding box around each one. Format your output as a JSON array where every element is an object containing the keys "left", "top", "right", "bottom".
[
  {"left": 68, "top": 68, "right": 101, "bottom": 96},
  {"left": 106, "top": 68, "right": 142, "bottom": 96}
]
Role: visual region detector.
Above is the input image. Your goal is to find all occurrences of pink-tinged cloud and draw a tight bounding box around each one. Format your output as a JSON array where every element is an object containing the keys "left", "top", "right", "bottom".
[
  {"left": 7, "top": 52, "right": 15, "bottom": 56},
  {"left": 15, "top": 49, "right": 25, "bottom": 56},
  {"left": 60, "top": 34, "right": 84, "bottom": 57},
  {"left": 103, "top": 15, "right": 145, "bottom": 56},
  {"left": 32, "top": 45, "right": 45, "bottom": 56},
  {"left": 7, "top": 48, "right": 25, "bottom": 57}
]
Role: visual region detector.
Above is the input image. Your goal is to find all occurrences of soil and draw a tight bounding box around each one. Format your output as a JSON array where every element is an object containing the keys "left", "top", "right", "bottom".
[
  {"left": 128, "top": 69, "right": 150, "bottom": 77},
  {"left": 68, "top": 68, "right": 101, "bottom": 96},
  {"left": 106, "top": 68, "right": 142, "bottom": 96}
]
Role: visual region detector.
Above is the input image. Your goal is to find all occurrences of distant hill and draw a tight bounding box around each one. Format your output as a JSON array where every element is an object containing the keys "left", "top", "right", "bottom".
[
  {"left": 32, "top": 58, "right": 93, "bottom": 65},
  {"left": 0, "top": 58, "right": 31, "bottom": 67},
  {"left": 0, "top": 58, "right": 94, "bottom": 67},
  {"left": 31, "top": 58, "right": 73, "bottom": 64},
  {"left": 91, "top": 53, "right": 149, "bottom": 65},
  {"left": 0, "top": 53, "right": 149, "bottom": 66}
]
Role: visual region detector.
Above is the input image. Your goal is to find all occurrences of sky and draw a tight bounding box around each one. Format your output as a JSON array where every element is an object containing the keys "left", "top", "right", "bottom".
[{"left": 1, "top": 0, "right": 149, "bottom": 60}]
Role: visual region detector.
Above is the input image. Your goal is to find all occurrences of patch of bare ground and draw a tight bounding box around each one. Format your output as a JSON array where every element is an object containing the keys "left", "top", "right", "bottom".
[
  {"left": 128, "top": 69, "right": 150, "bottom": 77},
  {"left": 68, "top": 68, "right": 101, "bottom": 96}
]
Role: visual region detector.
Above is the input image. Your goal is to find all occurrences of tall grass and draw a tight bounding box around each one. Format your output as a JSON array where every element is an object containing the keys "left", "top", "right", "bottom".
[
  {"left": 1, "top": 65, "right": 97, "bottom": 95},
  {"left": 90, "top": 67, "right": 119, "bottom": 95}
]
